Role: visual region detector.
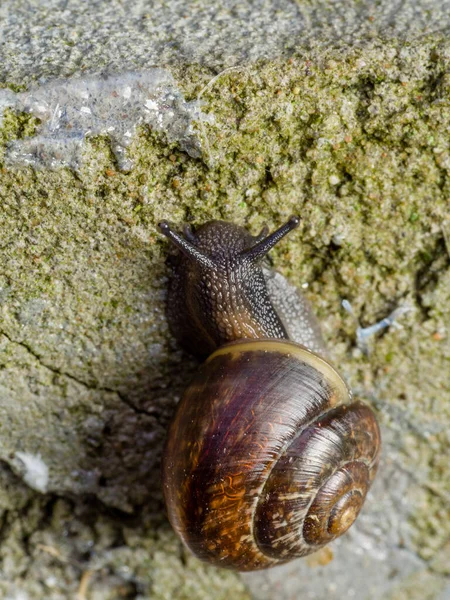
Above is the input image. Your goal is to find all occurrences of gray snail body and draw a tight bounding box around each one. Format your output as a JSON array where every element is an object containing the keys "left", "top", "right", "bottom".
[{"left": 159, "top": 217, "right": 381, "bottom": 571}]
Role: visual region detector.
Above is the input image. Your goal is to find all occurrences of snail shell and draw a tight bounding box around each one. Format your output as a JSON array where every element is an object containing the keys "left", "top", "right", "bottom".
[
  {"left": 159, "top": 218, "right": 381, "bottom": 571},
  {"left": 163, "top": 339, "right": 380, "bottom": 570}
]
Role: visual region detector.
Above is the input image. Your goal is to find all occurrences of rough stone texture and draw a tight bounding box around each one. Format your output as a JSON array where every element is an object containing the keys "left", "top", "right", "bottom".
[
  {"left": 1, "top": 1, "right": 450, "bottom": 599},
  {"left": 1, "top": 0, "right": 450, "bottom": 83}
]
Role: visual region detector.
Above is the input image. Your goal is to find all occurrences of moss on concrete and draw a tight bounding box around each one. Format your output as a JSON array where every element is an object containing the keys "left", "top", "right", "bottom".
[
  {"left": 0, "top": 108, "right": 40, "bottom": 157},
  {"left": 1, "top": 36, "right": 450, "bottom": 599}
]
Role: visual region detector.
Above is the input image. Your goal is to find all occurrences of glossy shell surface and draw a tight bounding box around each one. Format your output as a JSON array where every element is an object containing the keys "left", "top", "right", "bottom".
[{"left": 162, "top": 339, "right": 381, "bottom": 571}]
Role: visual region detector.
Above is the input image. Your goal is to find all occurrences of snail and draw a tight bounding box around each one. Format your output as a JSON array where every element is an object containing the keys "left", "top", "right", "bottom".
[{"left": 158, "top": 216, "right": 381, "bottom": 571}]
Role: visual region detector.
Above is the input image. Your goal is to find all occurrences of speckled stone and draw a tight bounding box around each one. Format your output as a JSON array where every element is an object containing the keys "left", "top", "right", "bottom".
[
  {"left": 1, "top": 1, "right": 450, "bottom": 599},
  {"left": 1, "top": 0, "right": 450, "bottom": 85}
]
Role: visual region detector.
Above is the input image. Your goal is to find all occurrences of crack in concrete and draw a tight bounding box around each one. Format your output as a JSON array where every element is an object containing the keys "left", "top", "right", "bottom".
[{"left": 0, "top": 330, "right": 154, "bottom": 418}]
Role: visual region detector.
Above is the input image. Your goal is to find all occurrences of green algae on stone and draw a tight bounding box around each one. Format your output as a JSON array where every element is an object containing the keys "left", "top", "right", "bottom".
[
  {"left": 0, "top": 108, "right": 40, "bottom": 159},
  {"left": 1, "top": 34, "right": 450, "bottom": 600}
]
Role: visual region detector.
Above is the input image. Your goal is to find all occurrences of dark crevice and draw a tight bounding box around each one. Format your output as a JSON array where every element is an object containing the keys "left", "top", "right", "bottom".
[
  {"left": 414, "top": 236, "right": 450, "bottom": 319},
  {"left": 354, "top": 75, "right": 377, "bottom": 122},
  {"left": 261, "top": 163, "right": 275, "bottom": 191},
  {"left": 0, "top": 508, "right": 10, "bottom": 545}
]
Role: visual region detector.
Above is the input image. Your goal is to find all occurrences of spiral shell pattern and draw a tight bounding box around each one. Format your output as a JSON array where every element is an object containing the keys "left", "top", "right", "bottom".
[{"left": 162, "top": 340, "right": 381, "bottom": 571}]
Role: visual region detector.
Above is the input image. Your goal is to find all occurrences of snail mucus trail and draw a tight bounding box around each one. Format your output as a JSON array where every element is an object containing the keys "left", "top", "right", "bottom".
[{"left": 158, "top": 216, "right": 381, "bottom": 571}]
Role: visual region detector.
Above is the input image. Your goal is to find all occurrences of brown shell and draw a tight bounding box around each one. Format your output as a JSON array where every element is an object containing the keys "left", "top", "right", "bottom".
[{"left": 162, "top": 339, "right": 381, "bottom": 571}]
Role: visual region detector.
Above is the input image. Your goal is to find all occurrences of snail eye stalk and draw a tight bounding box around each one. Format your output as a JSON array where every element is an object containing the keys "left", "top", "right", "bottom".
[
  {"left": 158, "top": 221, "right": 216, "bottom": 270},
  {"left": 240, "top": 216, "right": 300, "bottom": 263}
]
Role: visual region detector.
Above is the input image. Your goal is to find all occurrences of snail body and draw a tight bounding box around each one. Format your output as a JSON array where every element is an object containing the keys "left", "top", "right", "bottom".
[{"left": 159, "top": 217, "right": 381, "bottom": 571}]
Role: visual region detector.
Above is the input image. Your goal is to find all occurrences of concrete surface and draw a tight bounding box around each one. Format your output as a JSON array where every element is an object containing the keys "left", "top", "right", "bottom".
[{"left": 0, "top": 1, "right": 450, "bottom": 599}]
